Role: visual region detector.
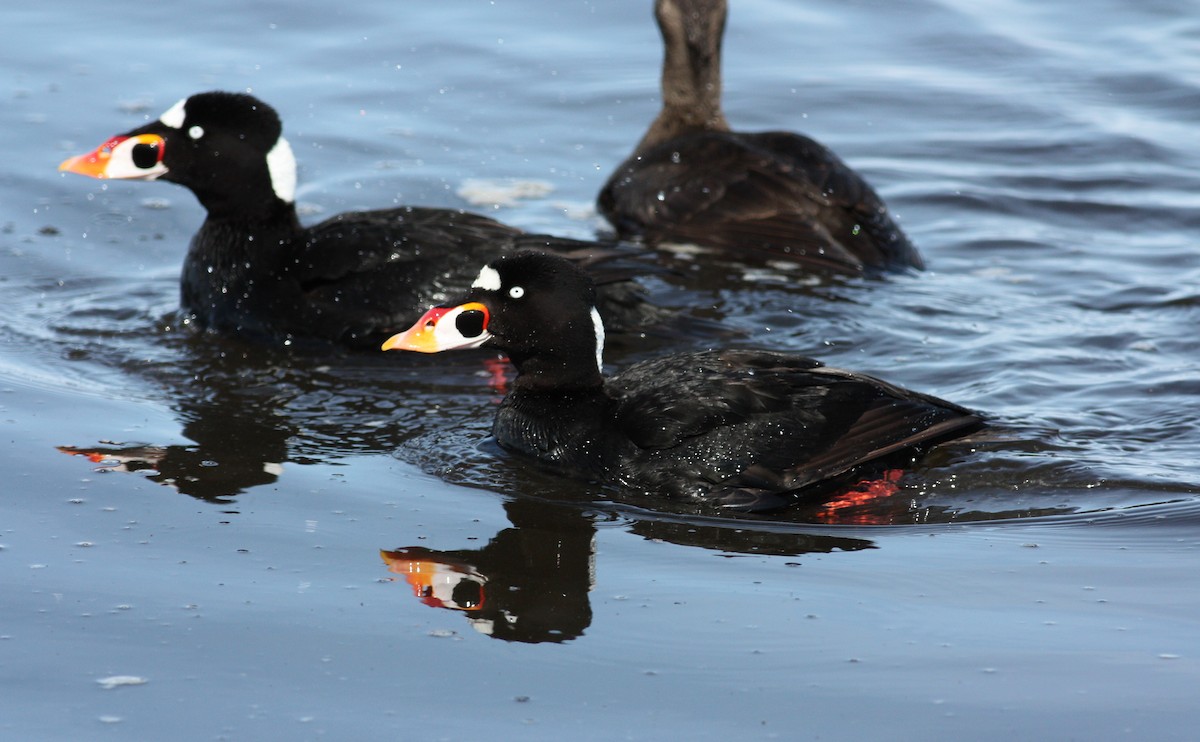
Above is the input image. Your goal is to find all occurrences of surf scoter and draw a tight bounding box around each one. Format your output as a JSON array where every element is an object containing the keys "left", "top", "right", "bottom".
[
  {"left": 597, "top": 0, "right": 923, "bottom": 275},
  {"left": 60, "top": 91, "right": 646, "bottom": 349},
  {"left": 382, "top": 252, "right": 980, "bottom": 512}
]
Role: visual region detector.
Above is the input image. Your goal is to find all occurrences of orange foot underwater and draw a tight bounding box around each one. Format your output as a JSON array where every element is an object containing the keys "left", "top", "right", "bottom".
[{"left": 815, "top": 469, "right": 905, "bottom": 524}]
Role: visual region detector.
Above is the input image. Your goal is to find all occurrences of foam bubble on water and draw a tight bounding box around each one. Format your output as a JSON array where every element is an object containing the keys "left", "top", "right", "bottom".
[
  {"left": 556, "top": 200, "right": 595, "bottom": 221},
  {"left": 96, "top": 675, "right": 148, "bottom": 690},
  {"left": 139, "top": 197, "right": 171, "bottom": 210},
  {"left": 456, "top": 178, "right": 553, "bottom": 208}
]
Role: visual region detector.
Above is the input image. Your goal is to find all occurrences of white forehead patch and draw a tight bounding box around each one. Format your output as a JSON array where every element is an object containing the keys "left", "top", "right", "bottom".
[
  {"left": 265, "top": 136, "right": 296, "bottom": 203},
  {"left": 590, "top": 307, "right": 605, "bottom": 373},
  {"left": 471, "top": 265, "right": 502, "bottom": 291},
  {"left": 159, "top": 98, "right": 187, "bottom": 129}
]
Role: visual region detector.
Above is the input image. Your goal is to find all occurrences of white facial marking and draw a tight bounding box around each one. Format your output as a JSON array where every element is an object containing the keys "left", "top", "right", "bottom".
[
  {"left": 508, "top": 285, "right": 525, "bottom": 299},
  {"left": 265, "top": 136, "right": 296, "bottom": 203},
  {"left": 471, "top": 265, "right": 502, "bottom": 291},
  {"left": 103, "top": 136, "right": 168, "bottom": 180},
  {"left": 188, "top": 125, "right": 204, "bottom": 139},
  {"left": 437, "top": 305, "right": 492, "bottom": 348},
  {"left": 159, "top": 98, "right": 187, "bottom": 129},
  {"left": 590, "top": 307, "right": 605, "bottom": 373}
]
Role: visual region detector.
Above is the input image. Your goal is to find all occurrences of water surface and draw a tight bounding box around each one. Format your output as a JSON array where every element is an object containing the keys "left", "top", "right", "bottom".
[{"left": 3, "top": 0, "right": 1199, "bottom": 739}]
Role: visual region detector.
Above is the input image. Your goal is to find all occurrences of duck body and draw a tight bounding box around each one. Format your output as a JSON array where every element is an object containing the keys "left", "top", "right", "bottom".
[
  {"left": 384, "top": 252, "right": 981, "bottom": 512},
  {"left": 495, "top": 348, "right": 976, "bottom": 510},
  {"left": 598, "top": 0, "right": 922, "bottom": 274},
  {"left": 61, "top": 91, "right": 645, "bottom": 350},
  {"left": 178, "top": 197, "right": 599, "bottom": 348},
  {"left": 600, "top": 129, "right": 921, "bottom": 274}
]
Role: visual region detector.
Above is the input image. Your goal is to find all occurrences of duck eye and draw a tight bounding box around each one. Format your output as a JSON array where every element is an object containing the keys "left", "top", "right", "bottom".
[
  {"left": 508, "top": 286, "right": 525, "bottom": 299},
  {"left": 131, "top": 142, "right": 162, "bottom": 170},
  {"left": 456, "top": 309, "right": 487, "bottom": 338},
  {"left": 188, "top": 125, "right": 204, "bottom": 140}
]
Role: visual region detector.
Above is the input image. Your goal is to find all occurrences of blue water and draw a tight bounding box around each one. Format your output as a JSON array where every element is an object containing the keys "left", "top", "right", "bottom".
[{"left": 3, "top": 0, "right": 1200, "bottom": 739}]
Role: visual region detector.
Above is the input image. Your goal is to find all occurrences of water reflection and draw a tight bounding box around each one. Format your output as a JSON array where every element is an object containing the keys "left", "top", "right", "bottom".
[
  {"left": 59, "top": 437, "right": 283, "bottom": 505},
  {"left": 45, "top": 294, "right": 1200, "bottom": 650},
  {"left": 52, "top": 324, "right": 1172, "bottom": 525},
  {"left": 52, "top": 326, "right": 501, "bottom": 504},
  {"left": 380, "top": 497, "right": 876, "bottom": 644},
  {"left": 45, "top": 271, "right": 1199, "bottom": 635},
  {"left": 382, "top": 500, "right": 596, "bottom": 643}
]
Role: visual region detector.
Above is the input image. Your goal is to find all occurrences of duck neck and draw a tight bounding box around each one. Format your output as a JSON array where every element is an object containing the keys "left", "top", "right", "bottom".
[
  {"left": 510, "top": 353, "right": 605, "bottom": 395},
  {"left": 507, "top": 304, "right": 607, "bottom": 393},
  {"left": 180, "top": 200, "right": 303, "bottom": 333},
  {"left": 190, "top": 196, "right": 302, "bottom": 267},
  {"left": 195, "top": 185, "right": 301, "bottom": 232},
  {"left": 638, "top": 0, "right": 731, "bottom": 152},
  {"left": 182, "top": 176, "right": 305, "bottom": 305}
]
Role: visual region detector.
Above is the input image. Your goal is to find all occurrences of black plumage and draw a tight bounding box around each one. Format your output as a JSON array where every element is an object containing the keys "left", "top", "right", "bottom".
[
  {"left": 61, "top": 91, "right": 646, "bottom": 349},
  {"left": 384, "top": 252, "right": 981, "bottom": 512}
]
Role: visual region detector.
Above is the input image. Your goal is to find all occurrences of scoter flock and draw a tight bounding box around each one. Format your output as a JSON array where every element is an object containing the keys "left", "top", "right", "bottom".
[
  {"left": 59, "top": 0, "right": 982, "bottom": 514},
  {"left": 59, "top": 91, "right": 649, "bottom": 350}
]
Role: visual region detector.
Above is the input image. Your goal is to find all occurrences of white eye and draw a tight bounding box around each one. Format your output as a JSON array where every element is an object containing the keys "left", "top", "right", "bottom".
[
  {"left": 188, "top": 125, "right": 204, "bottom": 140},
  {"left": 508, "top": 286, "right": 525, "bottom": 299}
]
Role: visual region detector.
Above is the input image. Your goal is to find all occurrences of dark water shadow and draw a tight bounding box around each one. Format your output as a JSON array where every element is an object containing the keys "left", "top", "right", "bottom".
[
  {"left": 55, "top": 328, "right": 505, "bottom": 505},
  {"left": 35, "top": 265, "right": 1200, "bottom": 646},
  {"left": 379, "top": 495, "right": 877, "bottom": 644},
  {"left": 50, "top": 298, "right": 1198, "bottom": 526}
]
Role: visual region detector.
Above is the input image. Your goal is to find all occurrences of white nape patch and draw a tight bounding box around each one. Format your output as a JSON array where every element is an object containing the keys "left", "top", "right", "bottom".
[
  {"left": 508, "top": 286, "right": 525, "bottom": 299},
  {"left": 158, "top": 98, "right": 187, "bottom": 129},
  {"left": 471, "top": 265, "right": 502, "bottom": 291},
  {"left": 590, "top": 307, "right": 605, "bottom": 373},
  {"left": 265, "top": 136, "right": 297, "bottom": 203},
  {"left": 188, "top": 125, "right": 204, "bottom": 140},
  {"left": 456, "top": 177, "right": 553, "bottom": 208}
]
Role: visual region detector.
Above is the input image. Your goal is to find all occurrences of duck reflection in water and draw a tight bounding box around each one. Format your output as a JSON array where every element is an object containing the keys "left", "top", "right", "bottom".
[
  {"left": 52, "top": 339, "right": 474, "bottom": 505},
  {"left": 382, "top": 500, "right": 596, "bottom": 644},
  {"left": 58, "top": 436, "right": 284, "bottom": 505},
  {"left": 380, "top": 498, "right": 875, "bottom": 644},
  {"left": 57, "top": 381, "right": 294, "bottom": 504}
]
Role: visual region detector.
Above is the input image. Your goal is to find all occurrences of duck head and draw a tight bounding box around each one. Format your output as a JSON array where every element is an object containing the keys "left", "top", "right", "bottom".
[
  {"left": 59, "top": 91, "right": 296, "bottom": 219},
  {"left": 383, "top": 252, "right": 606, "bottom": 390}
]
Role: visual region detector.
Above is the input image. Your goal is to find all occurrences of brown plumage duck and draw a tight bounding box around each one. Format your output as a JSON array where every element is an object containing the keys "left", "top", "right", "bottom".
[{"left": 598, "top": 0, "right": 923, "bottom": 275}]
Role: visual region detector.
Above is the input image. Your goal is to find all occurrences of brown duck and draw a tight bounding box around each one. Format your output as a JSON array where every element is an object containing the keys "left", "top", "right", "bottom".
[{"left": 598, "top": 0, "right": 923, "bottom": 275}]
